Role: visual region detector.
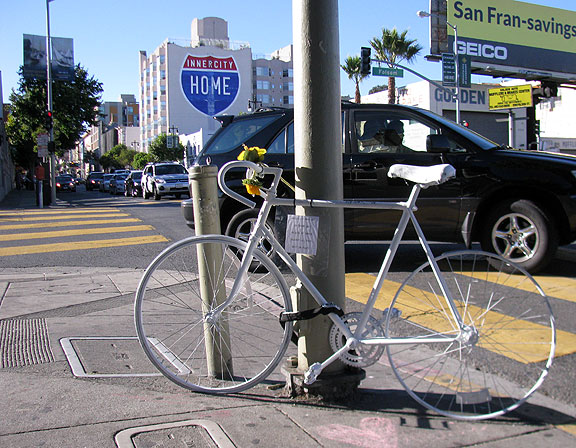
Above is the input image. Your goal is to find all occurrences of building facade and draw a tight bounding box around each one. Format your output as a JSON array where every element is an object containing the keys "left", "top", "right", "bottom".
[
  {"left": 139, "top": 17, "right": 294, "bottom": 153},
  {"left": 362, "top": 81, "right": 526, "bottom": 149}
]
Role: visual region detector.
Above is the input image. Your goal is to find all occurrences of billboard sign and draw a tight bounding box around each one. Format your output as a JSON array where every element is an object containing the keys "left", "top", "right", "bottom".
[
  {"left": 180, "top": 55, "right": 240, "bottom": 116},
  {"left": 448, "top": 0, "right": 576, "bottom": 77}
]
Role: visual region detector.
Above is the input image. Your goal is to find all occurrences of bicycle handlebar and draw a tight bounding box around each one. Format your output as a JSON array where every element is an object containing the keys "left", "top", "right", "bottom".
[{"left": 218, "top": 160, "right": 283, "bottom": 209}]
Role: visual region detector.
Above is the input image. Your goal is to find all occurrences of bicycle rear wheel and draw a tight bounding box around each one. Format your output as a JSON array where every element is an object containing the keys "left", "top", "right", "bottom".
[
  {"left": 135, "top": 235, "right": 293, "bottom": 394},
  {"left": 384, "top": 250, "right": 555, "bottom": 420}
]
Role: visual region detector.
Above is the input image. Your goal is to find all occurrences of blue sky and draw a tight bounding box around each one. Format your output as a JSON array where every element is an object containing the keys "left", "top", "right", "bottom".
[{"left": 0, "top": 0, "right": 573, "bottom": 103}]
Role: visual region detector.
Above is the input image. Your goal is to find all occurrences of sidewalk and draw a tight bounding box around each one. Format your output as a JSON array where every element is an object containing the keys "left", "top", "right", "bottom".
[{"left": 1, "top": 188, "right": 576, "bottom": 447}]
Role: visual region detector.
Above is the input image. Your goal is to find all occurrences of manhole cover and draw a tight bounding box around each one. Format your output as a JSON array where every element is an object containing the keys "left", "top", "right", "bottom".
[
  {"left": 60, "top": 337, "right": 161, "bottom": 378},
  {"left": 115, "top": 419, "right": 234, "bottom": 448}
]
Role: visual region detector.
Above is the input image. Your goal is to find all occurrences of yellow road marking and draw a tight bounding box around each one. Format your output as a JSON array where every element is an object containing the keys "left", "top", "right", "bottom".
[
  {"left": 465, "top": 271, "right": 576, "bottom": 304},
  {"left": 0, "top": 235, "right": 169, "bottom": 256},
  {"left": 0, "top": 225, "right": 155, "bottom": 241},
  {"left": 0, "top": 218, "right": 141, "bottom": 230},
  {"left": 0, "top": 213, "right": 129, "bottom": 222},
  {"left": 345, "top": 272, "right": 576, "bottom": 363},
  {"left": 0, "top": 208, "right": 119, "bottom": 216}
]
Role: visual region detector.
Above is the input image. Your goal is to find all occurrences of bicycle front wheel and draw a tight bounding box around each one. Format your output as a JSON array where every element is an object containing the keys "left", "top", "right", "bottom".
[
  {"left": 384, "top": 250, "right": 555, "bottom": 420},
  {"left": 135, "top": 235, "right": 293, "bottom": 394}
]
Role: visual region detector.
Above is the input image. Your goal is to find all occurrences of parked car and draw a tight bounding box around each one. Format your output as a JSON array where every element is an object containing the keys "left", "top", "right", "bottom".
[
  {"left": 125, "top": 170, "right": 143, "bottom": 197},
  {"left": 86, "top": 172, "right": 104, "bottom": 191},
  {"left": 109, "top": 173, "right": 128, "bottom": 195},
  {"left": 55, "top": 174, "right": 76, "bottom": 192},
  {"left": 182, "top": 103, "right": 576, "bottom": 273},
  {"left": 141, "top": 162, "right": 189, "bottom": 200},
  {"left": 99, "top": 174, "right": 115, "bottom": 192}
]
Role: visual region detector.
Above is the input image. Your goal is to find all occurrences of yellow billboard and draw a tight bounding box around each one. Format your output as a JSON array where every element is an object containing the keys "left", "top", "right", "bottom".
[
  {"left": 448, "top": 0, "right": 576, "bottom": 76},
  {"left": 450, "top": 0, "right": 576, "bottom": 53},
  {"left": 488, "top": 85, "right": 533, "bottom": 110}
]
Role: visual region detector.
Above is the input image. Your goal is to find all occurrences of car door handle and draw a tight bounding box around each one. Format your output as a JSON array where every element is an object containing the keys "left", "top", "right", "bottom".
[{"left": 353, "top": 161, "right": 379, "bottom": 170}]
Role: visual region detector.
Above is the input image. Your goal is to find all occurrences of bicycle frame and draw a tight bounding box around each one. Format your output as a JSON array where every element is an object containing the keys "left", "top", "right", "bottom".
[{"left": 216, "top": 161, "right": 465, "bottom": 375}]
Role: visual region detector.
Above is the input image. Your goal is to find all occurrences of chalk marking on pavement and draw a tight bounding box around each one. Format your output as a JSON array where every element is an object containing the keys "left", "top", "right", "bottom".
[
  {"left": 0, "top": 225, "right": 155, "bottom": 241},
  {"left": 345, "top": 272, "right": 575, "bottom": 362},
  {"left": 0, "top": 235, "right": 169, "bottom": 256},
  {"left": 0, "top": 218, "right": 141, "bottom": 230}
]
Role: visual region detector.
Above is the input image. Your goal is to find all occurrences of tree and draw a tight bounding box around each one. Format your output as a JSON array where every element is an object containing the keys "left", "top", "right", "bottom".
[
  {"left": 369, "top": 85, "right": 387, "bottom": 95},
  {"left": 341, "top": 56, "right": 369, "bottom": 103},
  {"left": 99, "top": 144, "right": 138, "bottom": 171},
  {"left": 148, "top": 133, "right": 184, "bottom": 162},
  {"left": 6, "top": 65, "right": 103, "bottom": 171},
  {"left": 132, "top": 152, "right": 151, "bottom": 170},
  {"left": 370, "top": 28, "right": 422, "bottom": 104}
]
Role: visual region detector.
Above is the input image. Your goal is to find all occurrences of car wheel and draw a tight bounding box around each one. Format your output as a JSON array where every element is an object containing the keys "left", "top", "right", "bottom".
[
  {"left": 480, "top": 199, "right": 558, "bottom": 273},
  {"left": 225, "top": 209, "right": 276, "bottom": 260},
  {"left": 153, "top": 187, "right": 161, "bottom": 200}
]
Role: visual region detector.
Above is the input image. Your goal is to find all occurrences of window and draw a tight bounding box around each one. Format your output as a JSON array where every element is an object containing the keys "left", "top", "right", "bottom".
[{"left": 202, "top": 115, "right": 282, "bottom": 155}]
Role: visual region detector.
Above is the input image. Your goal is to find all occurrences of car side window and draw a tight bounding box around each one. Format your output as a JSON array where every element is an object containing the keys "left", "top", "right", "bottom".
[
  {"left": 354, "top": 112, "right": 466, "bottom": 154},
  {"left": 268, "top": 122, "right": 295, "bottom": 154}
]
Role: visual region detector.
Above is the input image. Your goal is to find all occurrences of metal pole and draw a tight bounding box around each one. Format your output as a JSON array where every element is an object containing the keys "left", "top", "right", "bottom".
[
  {"left": 46, "top": 0, "right": 56, "bottom": 204},
  {"left": 449, "top": 21, "right": 461, "bottom": 125},
  {"left": 188, "top": 165, "right": 233, "bottom": 378},
  {"left": 292, "top": 0, "right": 346, "bottom": 375}
]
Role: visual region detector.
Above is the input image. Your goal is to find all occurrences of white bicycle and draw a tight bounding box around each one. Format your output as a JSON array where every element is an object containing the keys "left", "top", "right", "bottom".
[{"left": 135, "top": 160, "right": 555, "bottom": 420}]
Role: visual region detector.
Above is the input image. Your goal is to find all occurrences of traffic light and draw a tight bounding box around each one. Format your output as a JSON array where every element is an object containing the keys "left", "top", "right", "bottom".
[
  {"left": 45, "top": 110, "right": 53, "bottom": 130},
  {"left": 534, "top": 120, "right": 541, "bottom": 135},
  {"left": 360, "top": 47, "right": 371, "bottom": 75},
  {"left": 541, "top": 81, "right": 558, "bottom": 98}
]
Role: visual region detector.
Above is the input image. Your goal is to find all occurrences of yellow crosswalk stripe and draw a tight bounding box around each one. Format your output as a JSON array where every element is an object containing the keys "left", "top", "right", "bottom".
[
  {"left": 0, "top": 208, "right": 120, "bottom": 216},
  {"left": 0, "top": 218, "right": 141, "bottom": 230},
  {"left": 0, "top": 213, "right": 129, "bottom": 222},
  {"left": 345, "top": 272, "right": 576, "bottom": 363},
  {"left": 0, "top": 225, "right": 155, "bottom": 241},
  {"left": 0, "top": 235, "right": 169, "bottom": 256},
  {"left": 465, "top": 271, "right": 576, "bottom": 304}
]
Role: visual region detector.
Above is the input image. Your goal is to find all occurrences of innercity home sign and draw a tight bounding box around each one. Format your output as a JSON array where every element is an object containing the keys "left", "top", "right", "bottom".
[{"left": 181, "top": 55, "right": 240, "bottom": 116}]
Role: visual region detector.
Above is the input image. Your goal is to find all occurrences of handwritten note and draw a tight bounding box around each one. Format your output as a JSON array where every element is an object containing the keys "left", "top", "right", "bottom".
[{"left": 285, "top": 215, "right": 319, "bottom": 255}]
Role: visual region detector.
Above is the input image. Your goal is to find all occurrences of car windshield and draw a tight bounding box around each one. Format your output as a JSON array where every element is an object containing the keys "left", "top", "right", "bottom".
[
  {"left": 200, "top": 115, "right": 282, "bottom": 155},
  {"left": 417, "top": 108, "right": 499, "bottom": 150},
  {"left": 131, "top": 173, "right": 142, "bottom": 180},
  {"left": 88, "top": 173, "right": 103, "bottom": 179},
  {"left": 56, "top": 176, "right": 72, "bottom": 181},
  {"left": 155, "top": 165, "right": 187, "bottom": 175}
]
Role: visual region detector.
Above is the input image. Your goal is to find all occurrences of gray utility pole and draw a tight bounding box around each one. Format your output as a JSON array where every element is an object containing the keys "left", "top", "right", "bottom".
[
  {"left": 46, "top": 0, "right": 56, "bottom": 204},
  {"left": 290, "top": 0, "right": 350, "bottom": 391}
]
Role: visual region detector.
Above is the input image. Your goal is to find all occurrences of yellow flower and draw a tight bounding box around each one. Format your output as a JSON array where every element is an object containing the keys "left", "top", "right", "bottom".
[{"left": 237, "top": 144, "right": 267, "bottom": 163}]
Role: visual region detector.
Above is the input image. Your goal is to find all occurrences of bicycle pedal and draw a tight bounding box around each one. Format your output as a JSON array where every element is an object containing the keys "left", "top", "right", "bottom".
[
  {"left": 382, "top": 307, "right": 402, "bottom": 320},
  {"left": 280, "top": 303, "right": 344, "bottom": 323}
]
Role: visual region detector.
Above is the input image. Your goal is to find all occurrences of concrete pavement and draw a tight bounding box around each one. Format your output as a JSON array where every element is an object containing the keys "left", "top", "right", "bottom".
[{"left": 1, "top": 188, "right": 576, "bottom": 447}]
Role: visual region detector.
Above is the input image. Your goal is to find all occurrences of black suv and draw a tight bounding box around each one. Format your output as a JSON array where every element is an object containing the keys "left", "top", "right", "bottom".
[{"left": 182, "top": 103, "right": 576, "bottom": 273}]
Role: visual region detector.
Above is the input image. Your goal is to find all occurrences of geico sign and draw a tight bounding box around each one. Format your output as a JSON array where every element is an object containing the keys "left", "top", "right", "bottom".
[{"left": 457, "top": 41, "right": 508, "bottom": 60}]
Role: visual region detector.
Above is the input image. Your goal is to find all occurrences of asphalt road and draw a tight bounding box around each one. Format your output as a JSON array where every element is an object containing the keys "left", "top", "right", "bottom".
[{"left": 3, "top": 184, "right": 576, "bottom": 408}]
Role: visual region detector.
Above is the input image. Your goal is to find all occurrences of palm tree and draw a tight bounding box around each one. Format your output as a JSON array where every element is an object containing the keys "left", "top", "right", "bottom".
[
  {"left": 341, "top": 56, "right": 368, "bottom": 103},
  {"left": 370, "top": 28, "right": 422, "bottom": 104}
]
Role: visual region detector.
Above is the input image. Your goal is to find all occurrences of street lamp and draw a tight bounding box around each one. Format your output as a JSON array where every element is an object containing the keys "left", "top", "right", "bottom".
[{"left": 417, "top": 10, "right": 461, "bottom": 125}]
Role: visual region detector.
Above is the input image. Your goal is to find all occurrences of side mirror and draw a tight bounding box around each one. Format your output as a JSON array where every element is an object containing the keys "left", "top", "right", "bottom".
[{"left": 427, "top": 134, "right": 451, "bottom": 153}]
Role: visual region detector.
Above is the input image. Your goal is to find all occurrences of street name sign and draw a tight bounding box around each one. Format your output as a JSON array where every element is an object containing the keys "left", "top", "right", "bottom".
[
  {"left": 489, "top": 85, "right": 533, "bottom": 110},
  {"left": 372, "top": 67, "right": 404, "bottom": 77}
]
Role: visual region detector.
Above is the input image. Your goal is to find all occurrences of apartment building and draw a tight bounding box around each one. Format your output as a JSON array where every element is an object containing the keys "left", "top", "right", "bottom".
[{"left": 139, "top": 17, "right": 294, "bottom": 152}]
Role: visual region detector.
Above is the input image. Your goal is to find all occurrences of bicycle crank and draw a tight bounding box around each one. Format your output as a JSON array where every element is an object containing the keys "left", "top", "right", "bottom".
[{"left": 328, "top": 313, "right": 385, "bottom": 367}]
